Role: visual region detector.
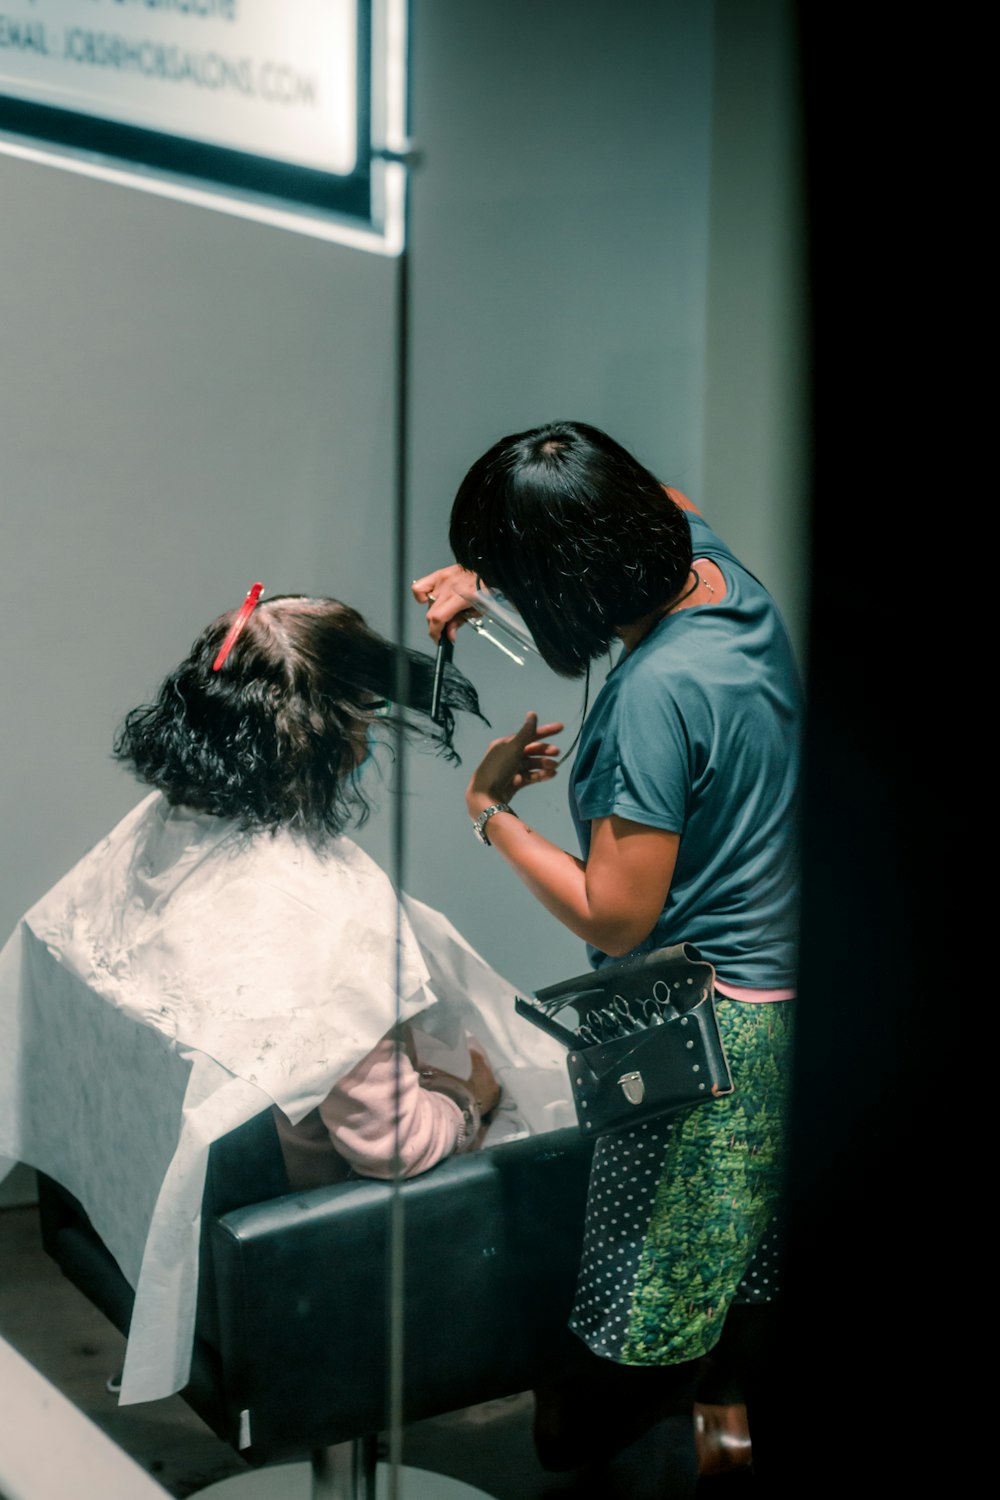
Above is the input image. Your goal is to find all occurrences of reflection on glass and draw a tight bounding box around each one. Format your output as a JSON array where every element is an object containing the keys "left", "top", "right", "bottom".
[{"left": 459, "top": 586, "right": 541, "bottom": 666}]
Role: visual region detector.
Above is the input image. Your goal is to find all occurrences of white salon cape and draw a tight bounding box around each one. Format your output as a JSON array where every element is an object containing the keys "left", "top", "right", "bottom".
[{"left": 0, "top": 792, "right": 574, "bottom": 1404}]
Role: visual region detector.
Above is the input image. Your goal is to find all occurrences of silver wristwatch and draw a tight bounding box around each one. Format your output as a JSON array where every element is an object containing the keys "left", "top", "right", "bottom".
[{"left": 472, "top": 802, "right": 518, "bottom": 846}]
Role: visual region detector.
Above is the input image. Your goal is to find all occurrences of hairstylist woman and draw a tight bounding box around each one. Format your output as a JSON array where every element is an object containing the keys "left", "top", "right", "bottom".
[{"left": 413, "top": 421, "right": 801, "bottom": 1497}]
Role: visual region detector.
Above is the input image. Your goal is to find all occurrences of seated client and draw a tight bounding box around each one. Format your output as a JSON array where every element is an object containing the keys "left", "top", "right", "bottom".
[{"left": 72, "top": 587, "right": 509, "bottom": 1189}]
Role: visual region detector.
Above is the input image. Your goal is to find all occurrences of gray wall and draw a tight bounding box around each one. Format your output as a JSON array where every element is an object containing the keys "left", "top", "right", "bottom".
[
  {"left": 376, "top": 0, "right": 716, "bottom": 990},
  {"left": 702, "top": 0, "right": 807, "bottom": 657},
  {"left": 0, "top": 1, "right": 805, "bottom": 1005},
  {"left": 0, "top": 165, "right": 398, "bottom": 935}
]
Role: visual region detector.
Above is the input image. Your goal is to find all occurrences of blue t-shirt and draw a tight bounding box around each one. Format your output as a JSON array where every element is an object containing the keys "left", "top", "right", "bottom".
[{"left": 569, "top": 511, "right": 802, "bottom": 988}]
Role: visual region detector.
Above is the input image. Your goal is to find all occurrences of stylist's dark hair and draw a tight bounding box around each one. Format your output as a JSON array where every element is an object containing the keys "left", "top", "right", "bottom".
[
  {"left": 113, "top": 595, "right": 486, "bottom": 841},
  {"left": 448, "top": 420, "right": 693, "bottom": 677}
]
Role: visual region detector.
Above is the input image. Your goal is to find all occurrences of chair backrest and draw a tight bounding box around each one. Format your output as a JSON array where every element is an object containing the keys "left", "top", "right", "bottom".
[
  {"left": 39, "top": 1110, "right": 594, "bottom": 1465},
  {"left": 195, "top": 1107, "right": 291, "bottom": 1350},
  {"left": 207, "top": 1125, "right": 594, "bottom": 1462}
]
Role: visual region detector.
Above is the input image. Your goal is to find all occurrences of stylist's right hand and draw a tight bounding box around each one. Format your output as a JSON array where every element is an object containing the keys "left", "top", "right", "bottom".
[
  {"left": 466, "top": 712, "right": 563, "bottom": 812},
  {"left": 412, "top": 565, "right": 480, "bottom": 644}
]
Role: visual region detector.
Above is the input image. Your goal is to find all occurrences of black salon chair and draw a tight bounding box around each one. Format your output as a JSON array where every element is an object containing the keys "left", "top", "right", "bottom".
[{"left": 37, "top": 1109, "right": 594, "bottom": 1498}]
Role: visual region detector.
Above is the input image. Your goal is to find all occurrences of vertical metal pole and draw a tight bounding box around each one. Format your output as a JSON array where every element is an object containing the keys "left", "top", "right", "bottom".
[
  {"left": 310, "top": 1441, "right": 360, "bottom": 1500},
  {"left": 387, "top": 207, "right": 410, "bottom": 1500},
  {"left": 386, "top": 1, "right": 415, "bottom": 1467},
  {"left": 374, "top": 10, "right": 415, "bottom": 1495}
]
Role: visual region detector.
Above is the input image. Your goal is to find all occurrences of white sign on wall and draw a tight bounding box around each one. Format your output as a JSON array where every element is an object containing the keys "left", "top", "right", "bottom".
[
  {"left": 0, "top": 0, "right": 358, "bottom": 174},
  {"left": 0, "top": 1, "right": 408, "bottom": 250}
]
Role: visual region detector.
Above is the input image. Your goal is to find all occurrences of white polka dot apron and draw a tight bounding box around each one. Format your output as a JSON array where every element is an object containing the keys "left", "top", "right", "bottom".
[{"left": 569, "top": 999, "right": 794, "bottom": 1366}]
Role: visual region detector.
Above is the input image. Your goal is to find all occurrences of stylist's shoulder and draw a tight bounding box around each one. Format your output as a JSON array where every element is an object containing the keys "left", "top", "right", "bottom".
[{"left": 662, "top": 485, "right": 702, "bottom": 516}]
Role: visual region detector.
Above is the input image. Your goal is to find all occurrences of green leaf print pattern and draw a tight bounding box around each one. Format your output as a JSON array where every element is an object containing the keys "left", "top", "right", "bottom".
[{"left": 620, "top": 1000, "right": 794, "bottom": 1364}]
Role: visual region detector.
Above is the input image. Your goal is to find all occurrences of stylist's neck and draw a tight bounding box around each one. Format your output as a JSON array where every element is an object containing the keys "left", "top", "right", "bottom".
[
  {"left": 618, "top": 564, "right": 709, "bottom": 651},
  {"left": 617, "top": 607, "right": 666, "bottom": 654}
]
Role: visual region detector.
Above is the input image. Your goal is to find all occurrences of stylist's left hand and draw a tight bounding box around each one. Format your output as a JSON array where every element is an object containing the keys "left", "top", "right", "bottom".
[{"left": 466, "top": 712, "right": 563, "bottom": 814}]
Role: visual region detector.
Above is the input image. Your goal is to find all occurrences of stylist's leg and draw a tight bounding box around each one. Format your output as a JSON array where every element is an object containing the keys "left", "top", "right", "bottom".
[
  {"left": 713, "top": 1302, "right": 783, "bottom": 1494},
  {"left": 533, "top": 1328, "right": 700, "bottom": 1496}
]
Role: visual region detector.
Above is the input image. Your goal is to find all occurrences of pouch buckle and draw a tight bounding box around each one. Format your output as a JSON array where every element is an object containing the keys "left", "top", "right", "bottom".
[{"left": 618, "top": 1070, "right": 645, "bottom": 1106}]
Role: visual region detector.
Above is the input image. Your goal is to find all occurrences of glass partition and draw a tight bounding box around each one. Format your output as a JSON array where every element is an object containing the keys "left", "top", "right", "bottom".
[{"left": 0, "top": 4, "right": 808, "bottom": 1497}]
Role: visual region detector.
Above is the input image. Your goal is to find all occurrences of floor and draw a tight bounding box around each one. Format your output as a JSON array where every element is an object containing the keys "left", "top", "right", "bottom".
[{"left": 0, "top": 1197, "right": 754, "bottom": 1500}]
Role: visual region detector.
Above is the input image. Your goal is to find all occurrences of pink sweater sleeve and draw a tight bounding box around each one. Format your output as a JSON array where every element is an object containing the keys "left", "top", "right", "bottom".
[{"left": 315, "top": 1035, "right": 472, "bottom": 1181}]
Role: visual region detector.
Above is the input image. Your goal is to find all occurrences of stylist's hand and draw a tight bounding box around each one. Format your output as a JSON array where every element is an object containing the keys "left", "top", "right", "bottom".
[
  {"left": 412, "top": 565, "right": 481, "bottom": 644},
  {"left": 466, "top": 712, "right": 563, "bottom": 814}
]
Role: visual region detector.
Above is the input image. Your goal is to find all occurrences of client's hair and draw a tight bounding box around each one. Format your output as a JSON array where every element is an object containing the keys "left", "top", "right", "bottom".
[
  {"left": 448, "top": 420, "right": 693, "bottom": 678},
  {"left": 113, "top": 595, "right": 486, "bottom": 841}
]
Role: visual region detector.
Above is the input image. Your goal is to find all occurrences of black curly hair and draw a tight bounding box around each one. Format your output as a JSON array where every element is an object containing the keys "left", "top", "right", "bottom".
[
  {"left": 113, "top": 594, "right": 487, "bottom": 841},
  {"left": 448, "top": 420, "right": 693, "bottom": 678}
]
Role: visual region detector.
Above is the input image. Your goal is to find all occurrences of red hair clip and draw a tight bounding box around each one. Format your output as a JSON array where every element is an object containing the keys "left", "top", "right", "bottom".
[{"left": 212, "top": 582, "right": 265, "bottom": 671}]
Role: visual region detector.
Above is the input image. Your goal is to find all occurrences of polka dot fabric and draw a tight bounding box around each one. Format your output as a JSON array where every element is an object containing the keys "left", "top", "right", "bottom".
[
  {"left": 737, "top": 1215, "right": 783, "bottom": 1304},
  {"left": 569, "top": 999, "right": 793, "bottom": 1366},
  {"left": 569, "top": 1119, "right": 673, "bottom": 1360}
]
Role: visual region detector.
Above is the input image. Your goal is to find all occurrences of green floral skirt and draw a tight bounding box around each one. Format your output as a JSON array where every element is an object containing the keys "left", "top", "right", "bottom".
[{"left": 568, "top": 998, "right": 794, "bottom": 1367}]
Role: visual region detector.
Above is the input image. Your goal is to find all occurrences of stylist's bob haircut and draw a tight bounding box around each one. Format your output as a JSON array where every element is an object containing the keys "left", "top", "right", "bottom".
[
  {"left": 448, "top": 420, "right": 693, "bottom": 678},
  {"left": 114, "top": 596, "right": 483, "bottom": 843}
]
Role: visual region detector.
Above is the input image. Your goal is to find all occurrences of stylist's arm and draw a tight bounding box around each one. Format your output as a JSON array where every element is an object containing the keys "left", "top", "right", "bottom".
[{"left": 466, "top": 712, "right": 678, "bottom": 959}]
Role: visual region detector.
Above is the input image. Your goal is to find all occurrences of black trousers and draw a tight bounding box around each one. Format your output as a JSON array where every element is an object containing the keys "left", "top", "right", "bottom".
[{"left": 533, "top": 1303, "right": 779, "bottom": 1499}]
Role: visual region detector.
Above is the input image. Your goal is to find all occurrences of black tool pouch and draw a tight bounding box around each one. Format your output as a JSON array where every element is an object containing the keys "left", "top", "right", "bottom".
[{"left": 516, "top": 943, "right": 734, "bottom": 1136}]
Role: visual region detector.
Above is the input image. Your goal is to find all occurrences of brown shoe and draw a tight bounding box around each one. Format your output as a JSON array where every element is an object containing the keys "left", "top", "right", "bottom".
[{"left": 694, "top": 1402, "right": 753, "bottom": 1479}]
